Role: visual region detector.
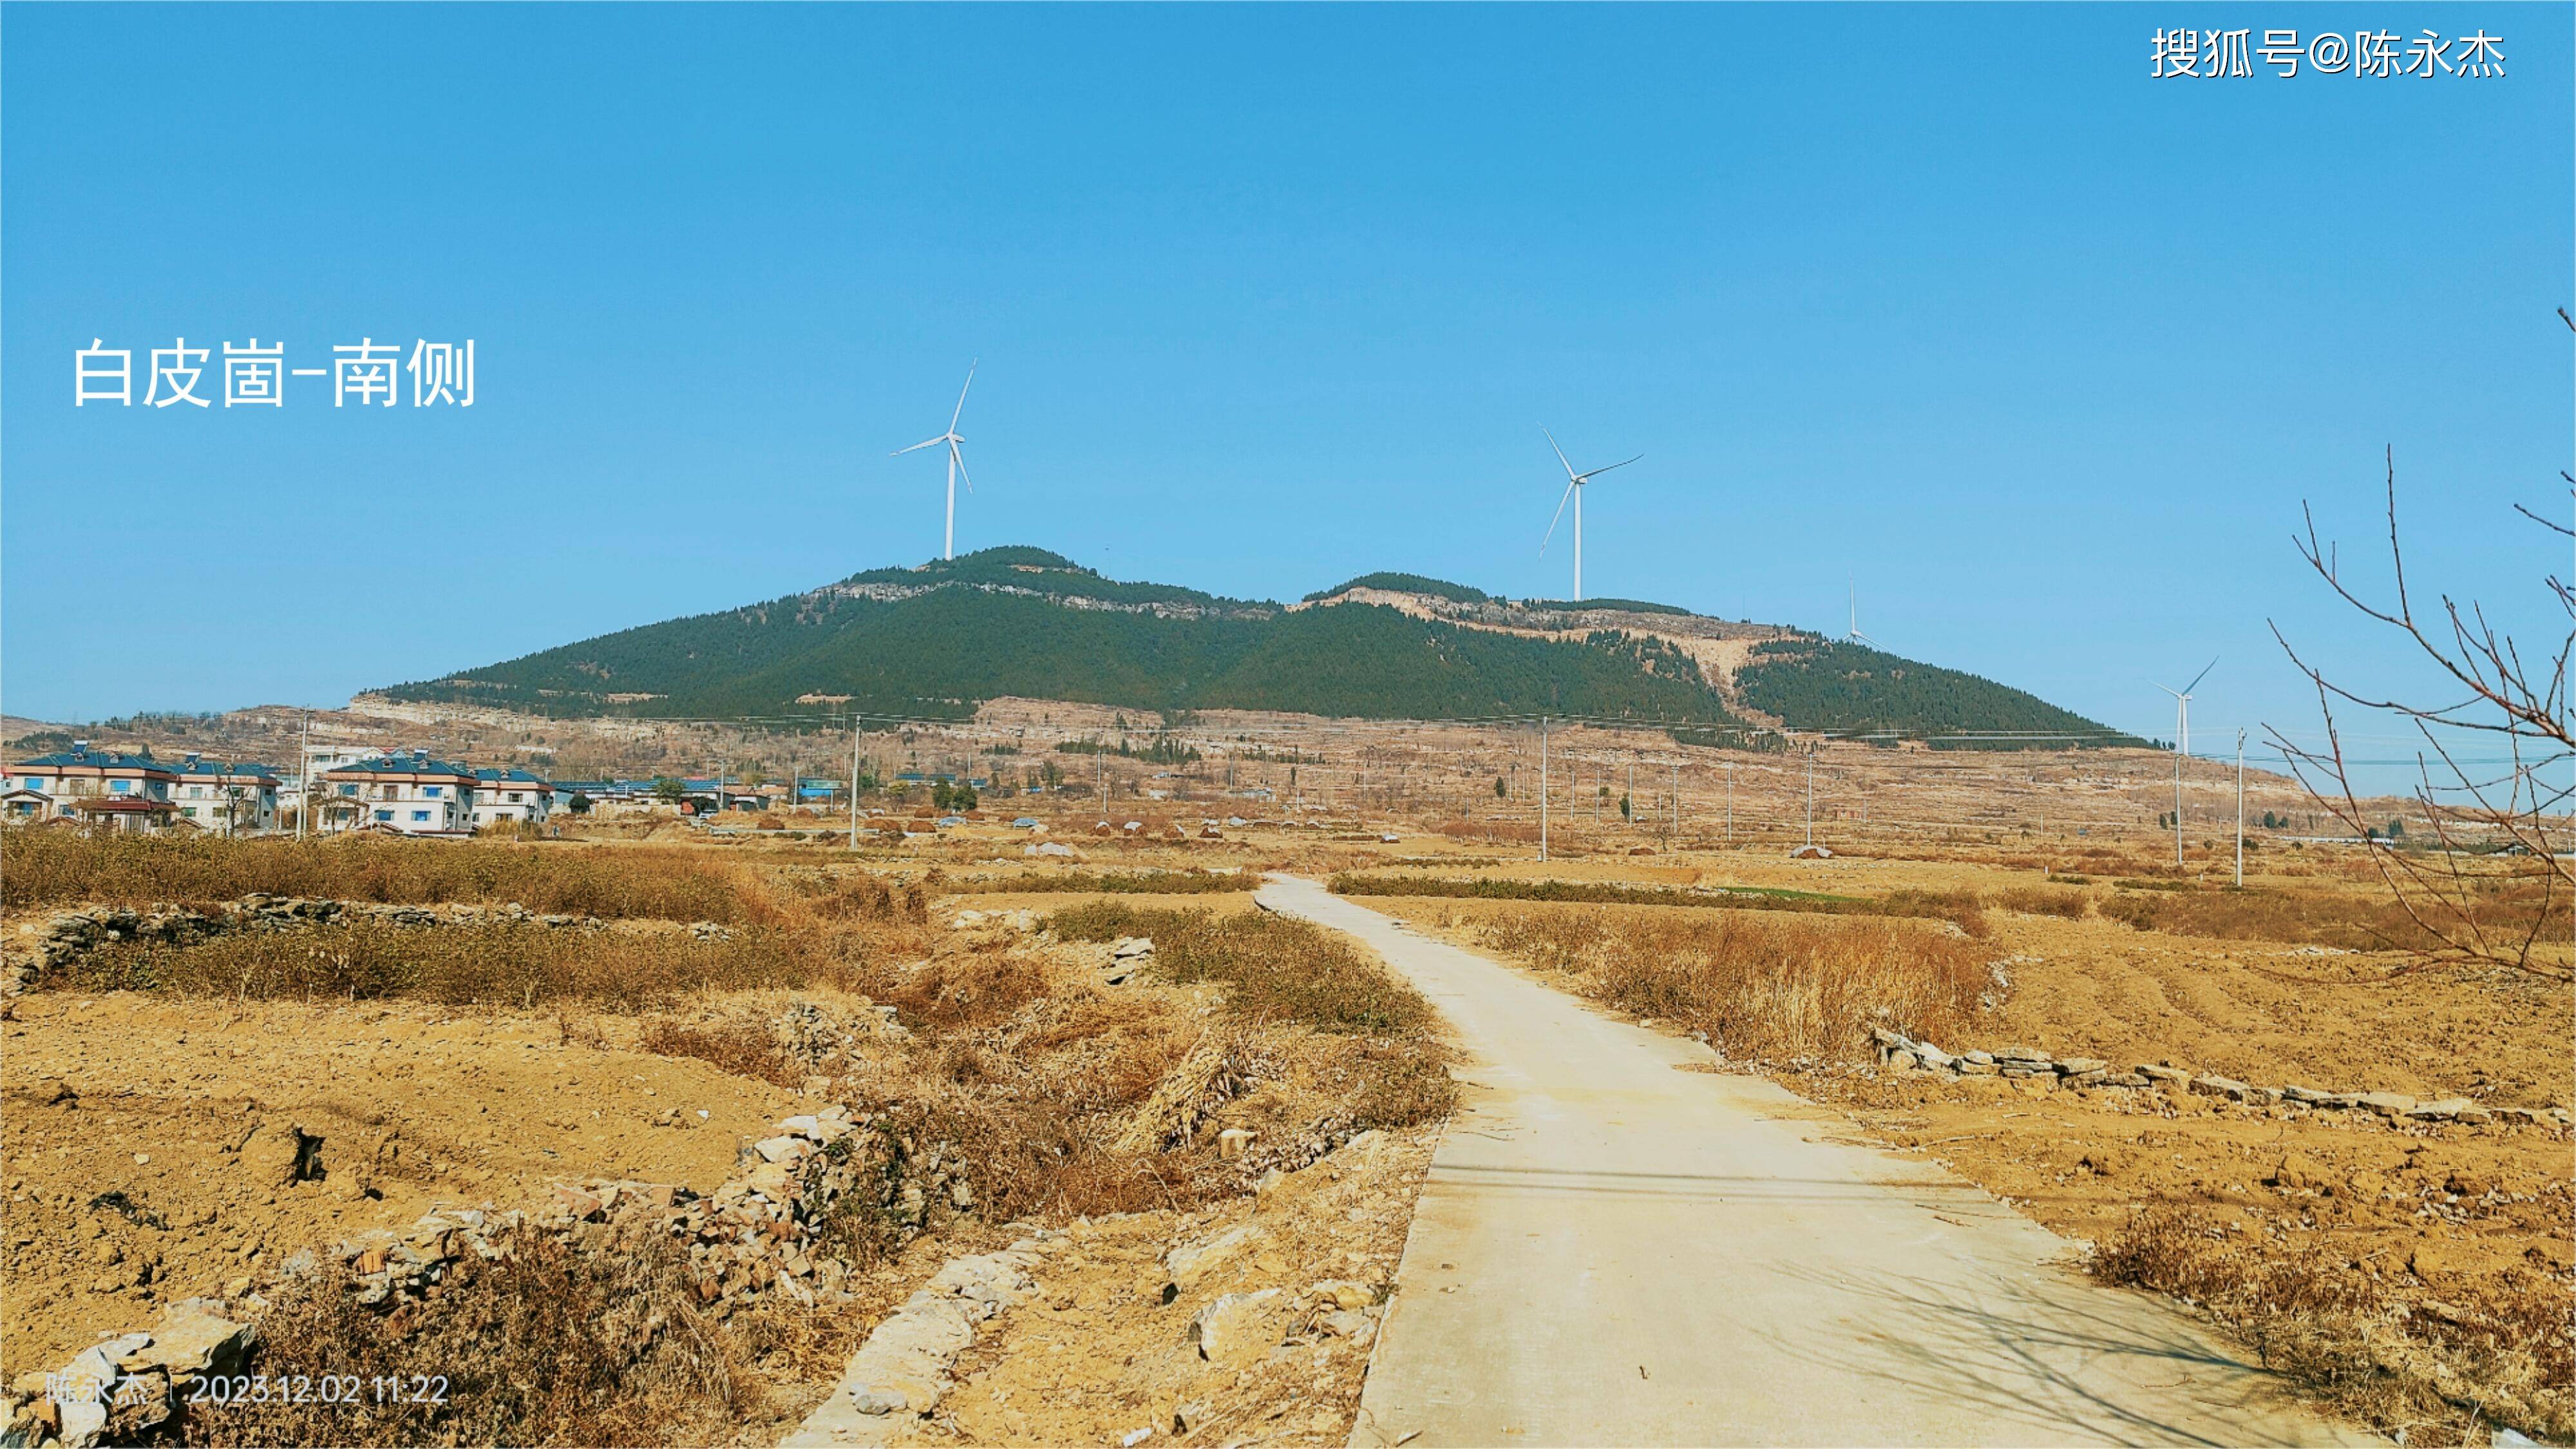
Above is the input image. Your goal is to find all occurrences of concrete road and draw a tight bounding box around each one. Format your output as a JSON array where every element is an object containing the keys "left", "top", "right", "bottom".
[{"left": 1256, "top": 876, "right": 2368, "bottom": 1448}]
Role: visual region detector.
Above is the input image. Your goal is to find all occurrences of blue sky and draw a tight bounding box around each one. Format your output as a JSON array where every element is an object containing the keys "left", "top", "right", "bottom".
[{"left": 5, "top": 4, "right": 2566, "bottom": 762}]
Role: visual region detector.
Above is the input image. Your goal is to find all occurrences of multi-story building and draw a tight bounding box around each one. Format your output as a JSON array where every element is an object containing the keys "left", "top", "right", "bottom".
[
  {"left": 6, "top": 743, "right": 180, "bottom": 830},
  {"left": 171, "top": 756, "right": 282, "bottom": 835},
  {"left": 317, "top": 750, "right": 479, "bottom": 835},
  {"left": 470, "top": 767, "right": 554, "bottom": 828}
]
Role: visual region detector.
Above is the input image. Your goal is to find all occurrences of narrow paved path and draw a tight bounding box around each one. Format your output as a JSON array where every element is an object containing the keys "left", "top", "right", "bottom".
[{"left": 1258, "top": 877, "right": 2366, "bottom": 1448}]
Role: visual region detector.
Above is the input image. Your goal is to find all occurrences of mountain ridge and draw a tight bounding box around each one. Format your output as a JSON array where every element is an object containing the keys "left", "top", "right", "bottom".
[{"left": 372, "top": 547, "right": 2142, "bottom": 747}]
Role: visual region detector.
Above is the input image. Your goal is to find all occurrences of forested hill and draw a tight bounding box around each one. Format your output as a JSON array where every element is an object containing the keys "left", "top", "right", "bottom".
[{"left": 372, "top": 547, "right": 2134, "bottom": 745}]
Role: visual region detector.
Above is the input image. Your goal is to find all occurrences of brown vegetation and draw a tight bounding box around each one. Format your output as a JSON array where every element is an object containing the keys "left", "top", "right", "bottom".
[
  {"left": 1458, "top": 903, "right": 1991, "bottom": 1062},
  {"left": 40, "top": 920, "right": 842, "bottom": 1010},
  {"left": 2094, "top": 1207, "right": 2571, "bottom": 1445},
  {"left": 189, "top": 1224, "right": 761, "bottom": 1448},
  {"left": 3, "top": 832, "right": 772, "bottom": 924}
]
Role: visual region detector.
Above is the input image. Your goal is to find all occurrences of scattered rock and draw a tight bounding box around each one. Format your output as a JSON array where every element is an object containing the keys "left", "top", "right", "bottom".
[{"left": 1189, "top": 1289, "right": 1282, "bottom": 1367}]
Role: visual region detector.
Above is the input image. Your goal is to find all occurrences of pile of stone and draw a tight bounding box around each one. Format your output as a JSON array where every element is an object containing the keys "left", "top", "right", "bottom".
[
  {"left": 1, "top": 1300, "right": 254, "bottom": 1449},
  {"left": 1869, "top": 1027, "right": 2570, "bottom": 1130},
  {"left": 788, "top": 1236, "right": 1051, "bottom": 1443},
  {"left": 312, "top": 1104, "right": 983, "bottom": 1318},
  {"left": 5, "top": 1104, "right": 984, "bottom": 1446}
]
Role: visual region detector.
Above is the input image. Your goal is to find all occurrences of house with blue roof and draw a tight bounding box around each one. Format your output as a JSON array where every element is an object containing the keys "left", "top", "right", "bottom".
[
  {"left": 171, "top": 755, "right": 283, "bottom": 835},
  {"left": 8, "top": 741, "right": 180, "bottom": 830},
  {"left": 316, "top": 749, "right": 480, "bottom": 835},
  {"left": 471, "top": 767, "right": 555, "bottom": 828}
]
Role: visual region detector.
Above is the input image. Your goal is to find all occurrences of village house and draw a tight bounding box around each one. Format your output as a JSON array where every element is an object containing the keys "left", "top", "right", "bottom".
[
  {"left": 470, "top": 766, "right": 555, "bottom": 828},
  {"left": 171, "top": 755, "right": 283, "bottom": 834},
  {"left": 6, "top": 743, "right": 180, "bottom": 830},
  {"left": 317, "top": 750, "right": 479, "bottom": 835}
]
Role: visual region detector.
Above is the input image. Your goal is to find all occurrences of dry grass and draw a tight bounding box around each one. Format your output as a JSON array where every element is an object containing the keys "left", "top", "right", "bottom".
[
  {"left": 946, "top": 868, "right": 1256, "bottom": 895},
  {"left": 188, "top": 1222, "right": 761, "bottom": 1447},
  {"left": 1049, "top": 901, "right": 1439, "bottom": 1039},
  {"left": 2094, "top": 1208, "right": 2573, "bottom": 1446},
  {"left": 1467, "top": 904, "right": 1994, "bottom": 1062},
  {"left": 1994, "top": 884, "right": 2092, "bottom": 919},
  {"left": 40, "top": 920, "right": 848, "bottom": 1010},
  {"left": 637, "top": 1018, "right": 803, "bottom": 1086},
  {"left": 2099, "top": 876, "right": 2553, "bottom": 954},
  {"left": 2, "top": 831, "right": 773, "bottom": 923},
  {"left": 1332, "top": 871, "right": 1989, "bottom": 934}
]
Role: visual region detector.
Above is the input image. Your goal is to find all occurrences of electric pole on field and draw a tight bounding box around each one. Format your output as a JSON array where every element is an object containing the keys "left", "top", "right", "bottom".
[
  {"left": 1725, "top": 760, "right": 1734, "bottom": 846},
  {"left": 1804, "top": 741, "right": 1817, "bottom": 849},
  {"left": 2235, "top": 729, "right": 2246, "bottom": 887},
  {"left": 297, "top": 713, "right": 310, "bottom": 840},
  {"left": 848, "top": 717, "right": 863, "bottom": 849},
  {"left": 1669, "top": 758, "right": 1679, "bottom": 843},
  {"left": 1539, "top": 717, "right": 1550, "bottom": 864}
]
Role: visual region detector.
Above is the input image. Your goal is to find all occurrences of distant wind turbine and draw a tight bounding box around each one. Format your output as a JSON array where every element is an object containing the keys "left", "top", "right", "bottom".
[
  {"left": 1844, "top": 576, "right": 1877, "bottom": 646},
  {"left": 2155, "top": 657, "right": 2217, "bottom": 868},
  {"left": 893, "top": 362, "right": 978, "bottom": 560},
  {"left": 1539, "top": 429, "right": 1640, "bottom": 603}
]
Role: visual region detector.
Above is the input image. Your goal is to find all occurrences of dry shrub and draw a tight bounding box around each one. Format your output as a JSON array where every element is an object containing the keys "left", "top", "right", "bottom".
[
  {"left": 44, "top": 920, "right": 842, "bottom": 1010},
  {"left": 2094, "top": 1208, "right": 2573, "bottom": 1445},
  {"left": 1995, "top": 885, "right": 2092, "bottom": 919},
  {"left": 946, "top": 868, "right": 1255, "bottom": 895},
  {"left": 877, "top": 952, "right": 1054, "bottom": 1032},
  {"left": 2102, "top": 876, "right": 2553, "bottom": 952},
  {"left": 1475, "top": 905, "right": 1992, "bottom": 1061},
  {"left": 1048, "top": 902, "right": 1437, "bottom": 1038},
  {"left": 1333, "top": 872, "right": 1987, "bottom": 933},
  {"left": 637, "top": 1018, "right": 800, "bottom": 1086},
  {"left": 800, "top": 873, "right": 930, "bottom": 924},
  {"left": 1, "top": 831, "right": 773, "bottom": 923},
  {"left": 188, "top": 1224, "right": 758, "bottom": 1447}
]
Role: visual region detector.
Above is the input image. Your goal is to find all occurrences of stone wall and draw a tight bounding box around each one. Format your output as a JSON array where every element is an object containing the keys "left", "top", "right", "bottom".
[{"left": 1868, "top": 1028, "right": 2571, "bottom": 1130}]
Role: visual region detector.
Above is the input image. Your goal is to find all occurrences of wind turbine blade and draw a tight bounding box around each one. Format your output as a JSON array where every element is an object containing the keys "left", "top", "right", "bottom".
[
  {"left": 1540, "top": 480, "right": 1576, "bottom": 553},
  {"left": 893, "top": 435, "right": 947, "bottom": 457},
  {"left": 2154, "top": 684, "right": 2183, "bottom": 699},
  {"left": 2181, "top": 656, "right": 2219, "bottom": 696},
  {"left": 949, "top": 361, "right": 978, "bottom": 432},
  {"left": 1584, "top": 453, "right": 1643, "bottom": 480},
  {"left": 1543, "top": 428, "right": 1580, "bottom": 482},
  {"left": 951, "top": 440, "right": 972, "bottom": 493}
]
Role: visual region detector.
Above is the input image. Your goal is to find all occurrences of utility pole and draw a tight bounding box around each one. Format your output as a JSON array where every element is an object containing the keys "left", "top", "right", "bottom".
[
  {"left": 1725, "top": 761, "right": 1734, "bottom": 846},
  {"left": 1539, "top": 717, "right": 1550, "bottom": 864},
  {"left": 297, "top": 713, "right": 310, "bottom": 840},
  {"left": 1626, "top": 758, "right": 1634, "bottom": 829},
  {"left": 1669, "top": 758, "right": 1678, "bottom": 842},
  {"left": 2234, "top": 729, "right": 2246, "bottom": 888},
  {"left": 1804, "top": 742, "right": 1816, "bottom": 849},
  {"left": 2173, "top": 741, "right": 2185, "bottom": 870},
  {"left": 848, "top": 716, "right": 862, "bottom": 849}
]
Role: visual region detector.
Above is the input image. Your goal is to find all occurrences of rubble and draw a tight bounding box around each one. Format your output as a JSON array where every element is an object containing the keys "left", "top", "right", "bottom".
[
  {"left": 1866, "top": 1027, "right": 2568, "bottom": 1130},
  {"left": 8, "top": 896, "right": 610, "bottom": 987}
]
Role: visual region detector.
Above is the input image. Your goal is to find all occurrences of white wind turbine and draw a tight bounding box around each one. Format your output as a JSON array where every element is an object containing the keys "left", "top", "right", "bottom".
[
  {"left": 1539, "top": 428, "right": 1640, "bottom": 603},
  {"left": 1844, "top": 576, "right": 1878, "bottom": 646},
  {"left": 2155, "top": 657, "right": 2217, "bottom": 868},
  {"left": 893, "top": 362, "right": 978, "bottom": 561}
]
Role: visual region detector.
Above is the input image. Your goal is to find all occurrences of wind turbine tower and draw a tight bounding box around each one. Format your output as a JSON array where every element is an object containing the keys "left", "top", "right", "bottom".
[
  {"left": 2154, "top": 657, "right": 2217, "bottom": 868},
  {"left": 1844, "top": 576, "right": 1877, "bottom": 646},
  {"left": 893, "top": 362, "right": 979, "bottom": 560},
  {"left": 1540, "top": 428, "right": 1640, "bottom": 603}
]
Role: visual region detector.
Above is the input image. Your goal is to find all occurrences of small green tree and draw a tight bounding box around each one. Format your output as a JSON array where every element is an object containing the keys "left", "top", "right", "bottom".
[
  {"left": 1493, "top": 775, "right": 1506, "bottom": 799},
  {"left": 651, "top": 777, "right": 685, "bottom": 804},
  {"left": 1619, "top": 793, "right": 1631, "bottom": 820},
  {"left": 569, "top": 792, "right": 594, "bottom": 815}
]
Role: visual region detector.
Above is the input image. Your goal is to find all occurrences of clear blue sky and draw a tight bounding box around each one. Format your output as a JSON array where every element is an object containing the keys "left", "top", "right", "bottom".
[{"left": 5, "top": 5, "right": 2566, "bottom": 761}]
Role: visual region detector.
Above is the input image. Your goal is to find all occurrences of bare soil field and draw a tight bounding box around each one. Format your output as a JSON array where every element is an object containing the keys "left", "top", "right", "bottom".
[{"left": 0, "top": 831, "right": 1451, "bottom": 1446}]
